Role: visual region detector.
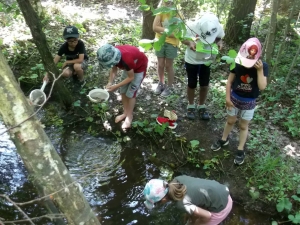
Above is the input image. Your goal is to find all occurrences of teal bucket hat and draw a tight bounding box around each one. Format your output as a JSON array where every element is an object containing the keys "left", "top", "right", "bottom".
[{"left": 97, "top": 44, "right": 121, "bottom": 68}]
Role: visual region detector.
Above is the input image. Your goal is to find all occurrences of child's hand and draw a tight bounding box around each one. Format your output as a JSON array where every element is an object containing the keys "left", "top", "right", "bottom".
[
  {"left": 43, "top": 74, "right": 49, "bottom": 82},
  {"left": 226, "top": 99, "right": 234, "bottom": 110},
  {"left": 62, "top": 62, "right": 68, "bottom": 69},
  {"left": 106, "top": 85, "right": 117, "bottom": 92},
  {"left": 254, "top": 60, "right": 263, "bottom": 71},
  {"left": 189, "top": 41, "right": 196, "bottom": 51},
  {"left": 105, "top": 82, "right": 112, "bottom": 89}
]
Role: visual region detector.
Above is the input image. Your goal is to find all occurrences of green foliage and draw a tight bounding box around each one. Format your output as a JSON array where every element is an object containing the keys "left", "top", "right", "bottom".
[
  {"left": 221, "top": 49, "right": 237, "bottom": 70},
  {"left": 0, "top": 2, "right": 21, "bottom": 22},
  {"left": 277, "top": 198, "right": 292, "bottom": 212},
  {"left": 18, "top": 64, "right": 45, "bottom": 83},
  {"left": 132, "top": 119, "right": 168, "bottom": 137}
]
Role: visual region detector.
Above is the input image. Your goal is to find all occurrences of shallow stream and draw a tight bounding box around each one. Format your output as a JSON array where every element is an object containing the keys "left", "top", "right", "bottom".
[{"left": 0, "top": 123, "right": 275, "bottom": 224}]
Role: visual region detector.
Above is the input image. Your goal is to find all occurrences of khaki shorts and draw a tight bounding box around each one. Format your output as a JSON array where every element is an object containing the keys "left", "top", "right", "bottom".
[
  {"left": 63, "top": 59, "right": 89, "bottom": 73},
  {"left": 119, "top": 70, "right": 146, "bottom": 98},
  {"left": 155, "top": 43, "right": 178, "bottom": 59}
]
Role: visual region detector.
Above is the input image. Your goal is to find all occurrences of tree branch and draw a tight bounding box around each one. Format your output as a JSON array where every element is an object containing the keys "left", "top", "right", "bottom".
[
  {"left": 0, "top": 195, "right": 35, "bottom": 225},
  {"left": 0, "top": 68, "right": 67, "bottom": 136}
]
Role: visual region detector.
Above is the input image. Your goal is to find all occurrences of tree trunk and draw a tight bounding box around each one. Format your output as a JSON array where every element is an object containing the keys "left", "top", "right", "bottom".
[
  {"left": 264, "top": 0, "right": 279, "bottom": 75},
  {"left": 282, "top": 43, "right": 300, "bottom": 90},
  {"left": 29, "top": 0, "right": 45, "bottom": 19},
  {"left": 141, "top": 0, "right": 159, "bottom": 39},
  {"left": 0, "top": 52, "right": 101, "bottom": 225},
  {"left": 16, "top": 0, "right": 73, "bottom": 109},
  {"left": 224, "top": 0, "right": 258, "bottom": 45},
  {"left": 270, "top": 0, "right": 295, "bottom": 81}
]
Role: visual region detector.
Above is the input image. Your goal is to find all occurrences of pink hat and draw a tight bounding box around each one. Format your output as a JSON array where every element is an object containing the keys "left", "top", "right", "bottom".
[{"left": 235, "top": 38, "right": 262, "bottom": 68}]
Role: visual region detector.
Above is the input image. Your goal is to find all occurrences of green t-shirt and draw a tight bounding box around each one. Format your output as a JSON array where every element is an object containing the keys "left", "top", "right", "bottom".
[{"left": 175, "top": 175, "right": 229, "bottom": 213}]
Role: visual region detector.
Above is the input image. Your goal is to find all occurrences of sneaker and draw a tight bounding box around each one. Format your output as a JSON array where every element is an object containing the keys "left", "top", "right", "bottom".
[
  {"left": 198, "top": 108, "right": 210, "bottom": 120},
  {"left": 154, "top": 82, "right": 165, "bottom": 95},
  {"left": 156, "top": 117, "right": 177, "bottom": 129},
  {"left": 187, "top": 108, "right": 196, "bottom": 120},
  {"left": 234, "top": 150, "right": 245, "bottom": 165},
  {"left": 211, "top": 139, "right": 229, "bottom": 151},
  {"left": 161, "top": 86, "right": 172, "bottom": 97},
  {"left": 79, "top": 79, "right": 86, "bottom": 87}
]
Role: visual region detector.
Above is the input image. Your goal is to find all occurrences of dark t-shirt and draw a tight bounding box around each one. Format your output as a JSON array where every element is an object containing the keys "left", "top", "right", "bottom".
[
  {"left": 230, "top": 62, "right": 268, "bottom": 98},
  {"left": 57, "top": 40, "right": 88, "bottom": 60},
  {"left": 115, "top": 45, "right": 148, "bottom": 73},
  {"left": 175, "top": 175, "right": 229, "bottom": 213}
]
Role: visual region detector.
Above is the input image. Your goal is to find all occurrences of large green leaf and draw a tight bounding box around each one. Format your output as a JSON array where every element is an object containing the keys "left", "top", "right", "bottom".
[
  {"left": 138, "top": 39, "right": 154, "bottom": 50},
  {"left": 249, "top": 189, "right": 260, "bottom": 200},
  {"left": 153, "top": 34, "right": 166, "bottom": 51},
  {"left": 276, "top": 198, "right": 292, "bottom": 212},
  {"left": 138, "top": 0, "right": 146, "bottom": 4},
  {"left": 230, "top": 62, "right": 236, "bottom": 70},
  {"left": 190, "top": 140, "right": 199, "bottom": 148},
  {"left": 228, "top": 49, "right": 238, "bottom": 58},
  {"left": 152, "top": 6, "right": 176, "bottom": 15},
  {"left": 139, "top": 5, "right": 150, "bottom": 11}
]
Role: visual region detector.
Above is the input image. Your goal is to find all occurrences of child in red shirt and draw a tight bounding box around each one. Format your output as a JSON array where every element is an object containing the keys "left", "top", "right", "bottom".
[{"left": 97, "top": 44, "right": 148, "bottom": 130}]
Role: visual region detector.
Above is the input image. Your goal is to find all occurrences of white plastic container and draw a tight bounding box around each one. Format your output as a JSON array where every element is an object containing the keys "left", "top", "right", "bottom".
[{"left": 87, "top": 88, "right": 109, "bottom": 103}]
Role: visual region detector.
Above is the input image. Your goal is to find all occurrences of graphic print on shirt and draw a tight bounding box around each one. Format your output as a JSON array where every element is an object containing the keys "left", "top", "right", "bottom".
[{"left": 236, "top": 74, "right": 253, "bottom": 92}]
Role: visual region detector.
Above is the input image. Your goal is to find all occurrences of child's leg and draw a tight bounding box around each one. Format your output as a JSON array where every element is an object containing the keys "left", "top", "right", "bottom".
[
  {"left": 122, "top": 96, "right": 136, "bottom": 129},
  {"left": 122, "top": 71, "right": 146, "bottom": 129},
  {"left": 157, "top": 57, "right": 166, "bottom": 83},
  {"left": 238, "top": 119, "right": 250, "bottom": 150},
  {"left": 115, "top": 94, "right": 127, "bottom": 123},
  {"left": 198, "top": 64, "right": 210, "bottom": 105},
  {"left": 73, "top": 63, "right": 84, "bottom": 81},
  {"left": 185, "top": 63, "right": 199, "bottom": 105},
  {"left": 164, "top": 44, "right": 177, "bottom": 87},
  {"left": 165, "top": 58, "right": 175, "bottom": 86},
  {"left": 62, "top": 66, "right": 73, "bottom": 78},
  {"left": 221, "top": 115, "right": 237, "bottom": 141}
]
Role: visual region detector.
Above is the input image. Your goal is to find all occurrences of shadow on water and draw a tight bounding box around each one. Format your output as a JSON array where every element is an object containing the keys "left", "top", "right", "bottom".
[{"left": 0, "top": 123, "right": 276, "bottom": 224}]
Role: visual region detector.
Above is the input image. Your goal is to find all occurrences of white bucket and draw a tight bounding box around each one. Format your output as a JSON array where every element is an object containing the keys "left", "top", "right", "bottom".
[
  {"left": 29, "top": 81, "right": 47, "bottom": 106},
  {"left": 87, "top": 88, "right": 109, "bottom": 103}
]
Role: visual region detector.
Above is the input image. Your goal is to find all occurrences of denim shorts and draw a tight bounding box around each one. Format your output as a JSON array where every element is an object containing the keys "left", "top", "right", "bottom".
[
  {"left": 119, "top": 70, "right": 146, "bottom": 98},
  {"left": 227, "top": 106, "right": 255, "bottom": 121},
  {"left": 155, "top": 43, "right": 178, "bottom": 59}
]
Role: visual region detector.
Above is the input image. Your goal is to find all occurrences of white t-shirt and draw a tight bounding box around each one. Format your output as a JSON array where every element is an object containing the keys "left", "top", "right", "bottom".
[{"left": 184, "top": 14, "right": 225, "bottom": 65}]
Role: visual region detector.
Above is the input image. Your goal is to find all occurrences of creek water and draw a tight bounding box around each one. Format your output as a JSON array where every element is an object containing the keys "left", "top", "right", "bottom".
[{"left": 0, "top": 123, "right": 275, "bottom": 224}]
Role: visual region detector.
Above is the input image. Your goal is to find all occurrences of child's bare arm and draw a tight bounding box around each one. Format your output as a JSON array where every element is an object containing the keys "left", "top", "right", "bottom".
[
  {"left": 106, "top": 66, "right": 118, "bottom": 87},
  {"left": 254, "top": 60, "right": 267, "bottom": 90},
  {"left": 225, "top": 72, "right": 235, "bottom": 110}
]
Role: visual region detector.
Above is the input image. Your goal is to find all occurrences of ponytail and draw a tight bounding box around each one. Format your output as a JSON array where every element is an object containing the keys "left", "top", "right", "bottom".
[{"left": 167, "top": 179, "right": 187, "bottom": 201}]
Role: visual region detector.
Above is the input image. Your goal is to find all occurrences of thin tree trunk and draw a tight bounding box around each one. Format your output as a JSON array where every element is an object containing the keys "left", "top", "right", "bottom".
[
  {"left": 29, "top": 0, "right": 45, "bottom": 19},
  {"left": 282, "top": 44, "right": 300, "bottom": 90},
  {"left": 0, "top": 52, "right": 101, "bottom": 224},
  {"left": 141, "top": 0, "right": 159, "bottom": 39},
  {"left": 224, "top": 0, "right": 257, "bottom": 45},
  {"left": 255, "top": 0, "right": 270, "bottom": 37},
  {"left": 16, "top": 0, "right": 73, "bottom": 109},
  {"left": 270, "top": 0, "right": 295, "bottom": 81},
  {"left": 264, "top": 0, "right": 279, "bottom": 70}
]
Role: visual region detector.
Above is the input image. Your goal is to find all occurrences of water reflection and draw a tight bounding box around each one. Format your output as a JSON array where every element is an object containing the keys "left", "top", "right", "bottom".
[{"left": 0, "top": 122, "right": 275, "bottom": 224}]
